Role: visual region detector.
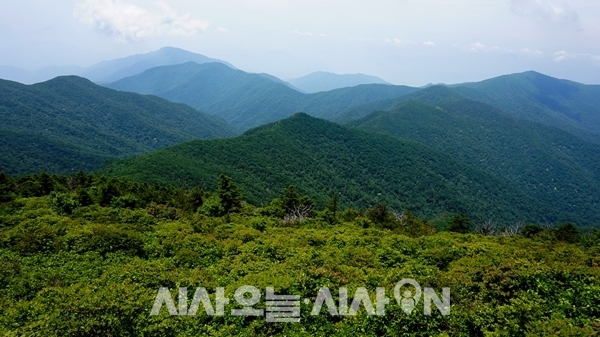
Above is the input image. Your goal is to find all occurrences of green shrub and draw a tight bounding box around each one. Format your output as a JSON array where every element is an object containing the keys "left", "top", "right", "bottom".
[
  {"left": 49, "top": 192, "right": 79, "bottom": 215},
  {"left": 555, "top": 223, "right": 580, "bottom": 243},
  {"left": 63, "top": 225, "right": 144, "bottom": 256}
]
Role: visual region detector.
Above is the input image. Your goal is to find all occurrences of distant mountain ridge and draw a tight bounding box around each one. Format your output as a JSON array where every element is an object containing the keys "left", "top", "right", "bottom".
[
  {"left": 331, "top": 71, "right": 600, "bottom": 144},
  {"left": 106, "top": 62, "right": 417, "bottom": 130},
  {"left": 453, "top": 71, "right": 600, "bottom": 143},
  {"left": 81, "top": 47, "right": 234, "bottom": 83},
  {"left": 288, "top": 71, "right": 390, "bottom": 93},
  {"left": 0, "top": 47, "right": 232, "bottom": 84},
  {"left": 0, "top": 76, "right": 238, "bottom": 175}
]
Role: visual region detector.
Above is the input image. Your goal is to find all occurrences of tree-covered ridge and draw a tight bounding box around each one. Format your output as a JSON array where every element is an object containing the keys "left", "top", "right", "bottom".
[
  {"left": 332, "top": 73, "right": 600, "bottom": 144},
  {"left": 0, "top": 76, "right": 239, "bottom": 175},
  {"left": 105, "top": 62, "right": 417, "bottom": 130},
  {"left": 454, "top": 71, "right": 600, "bottom": 143},
  {"left": 1, "top": 171, "right": 599, "bottom": 336},
  {"left": 98, "top": 113, "right": 562, "bottom": 225},
  {"left": 348, "top": 99, "right": 600, "bottom": 225}
]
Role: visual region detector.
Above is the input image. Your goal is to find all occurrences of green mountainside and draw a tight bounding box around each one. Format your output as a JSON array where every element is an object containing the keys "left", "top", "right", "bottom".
[
  {"left": 0, "top": 76, "right": 239, "bottom": 175},
  {"left": 454, "top": 71, "right": 600, "bottom": 142},
  {"left": 100, "top": 113, "right": 556, "bottom": 224},
  {"left": 348, "top": 96, "right": 600, "bottom": 225},
  {"left": 333, "top": 72, "right": 600, "bottom": 143},
  {"left": 106, "top": 62, "right": 416, "bottom": 130}
]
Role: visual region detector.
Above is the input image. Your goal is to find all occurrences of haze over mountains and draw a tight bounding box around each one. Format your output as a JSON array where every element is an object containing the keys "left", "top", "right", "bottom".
[
  {"left": 106, "top": 62, "right": 416, "bottom": 130},
  {"left": 0, "top": 47, "right": 232, "bottom": 85},
  {"left": 288, "top": 71, "right": 390, "bottom": 93},
  {"left": 2, "top": 47, "right": 600, "bottom": 226}
]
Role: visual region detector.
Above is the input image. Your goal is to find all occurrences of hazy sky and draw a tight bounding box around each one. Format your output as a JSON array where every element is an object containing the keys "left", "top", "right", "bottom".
[{"left": 0, "top": 0, "right": 599, "bottom": 86}]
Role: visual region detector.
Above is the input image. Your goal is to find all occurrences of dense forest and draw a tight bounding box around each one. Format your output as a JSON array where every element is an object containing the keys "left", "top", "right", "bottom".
[
  {"left": 348, "top": 97, "right": 600, "bottom": 225},
  {"left": 1, "top": 171, "right": 599, "bottom": 336},
  {"left": 0, "top": 76, "right": 238, "bottom": 175},
  {"left": 333, "top": 71, "right": 600, "bottom": 145},
  {"left": 99, "top": 113, "right": 562, "bottom": 225}
]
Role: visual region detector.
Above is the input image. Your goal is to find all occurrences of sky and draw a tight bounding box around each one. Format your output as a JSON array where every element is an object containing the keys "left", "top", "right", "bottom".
[{"left": 0, "top": 0, "right": 599, "bottom": 86}]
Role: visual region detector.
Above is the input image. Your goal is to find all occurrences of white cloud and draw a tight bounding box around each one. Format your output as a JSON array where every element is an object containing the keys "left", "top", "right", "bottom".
[
  {"left": 467, "top": 43, "right": 543, "bottom": 56},
  {"left": 423, "top": 41, "right": 435, "bottom": 46},
  {"left": 469, "top": 42, "right": 510, "bottom": 53},
  {"left": 554, "top": 50, "right": 575, "bottom": 61},
  {"left": 554, "top": 50, "right": 600, "bottom": 62},
  {"left": 217, "top": 26, "right": 229, "bottom": 33},
  {"left": 520, "top": 47, "right": 543, "bottom": 56},
  {"left": 74, "top": 0, "right": 210, "bottom": 42},
  {"left": 510, "top": 0, "right": 579, "bottom": 26},
  {"left": 385, "top": 38, "right": 415, "bottom": 46}
]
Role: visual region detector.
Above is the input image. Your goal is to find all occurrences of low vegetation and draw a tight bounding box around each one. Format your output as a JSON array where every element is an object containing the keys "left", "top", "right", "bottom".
[{"left": 1, "top": 171, "right": 599, "bottom": 336}]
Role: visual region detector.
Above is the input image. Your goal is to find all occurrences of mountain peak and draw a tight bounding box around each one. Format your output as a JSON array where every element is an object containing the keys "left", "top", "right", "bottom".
[{"left": 37, "top": 75, "right": 95, "bottom": 87}]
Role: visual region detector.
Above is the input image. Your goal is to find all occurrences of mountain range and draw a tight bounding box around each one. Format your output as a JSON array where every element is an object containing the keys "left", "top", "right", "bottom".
[
  {"left": 2, "top": 47, "right": 600, "bottom": 226},
  {"left": 334, "top": 71, "right": 600, "bottom": 144},
  {"left": 106, "top": 62, "right": 416, "bottom": 130}
]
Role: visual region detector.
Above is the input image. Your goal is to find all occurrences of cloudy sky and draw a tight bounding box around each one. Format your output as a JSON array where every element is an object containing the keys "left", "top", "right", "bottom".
[{"left": 0, "top": 0, "right": 599, "bottom": 86}]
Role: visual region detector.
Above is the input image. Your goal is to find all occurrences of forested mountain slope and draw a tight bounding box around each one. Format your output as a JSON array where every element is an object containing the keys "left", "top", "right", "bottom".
[
  {"left": 0, "top": 76, "right": 238, "bottom": 175},
  {"left": 100, "top": 113, "right": 556, "bottom": 224},
  {"left": 333, "top": 72, "right": 600, "bottom": 143},
  {"left": 454, "top": 71, "right": 600, "bottom": 142},
  {"left": 348, "top": 96, "right": 600, "bottom": 225}
]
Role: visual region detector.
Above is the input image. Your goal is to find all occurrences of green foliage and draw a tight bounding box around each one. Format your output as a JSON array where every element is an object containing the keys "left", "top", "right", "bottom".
[
  {"left": 199, "top": 194, "right": 224, "bottom": 217},
  {"left": 218, "top": 174, "right": 244, "bottom": 217},
  {"left": 63, "top": 224, "right": 144, "bottom": 256},
  {"left": 456, "top": 71, "right": 600, "bottom": 143},
  {"left": 49, "top": 192, "right": 78, "bottom": 215},
  {"left": 448, "top": 214, "right": 472, "bottom": 234},
  {"left": 325, "top": 193, "right": 339, "bottom": 217},
  {"left": 366, "top": 202, "right": 394, "bottom": 227},
  {"left": 6, "top": 222, "right": 60, "bottom": 256},
  {"left": 77, "top": 189, "right": 95, "bottom": 207},
  {"left": 555, "top": 223, "right": 581, "bottom": 243},
  {"left": 0, "top": 172, "right": 16, "bottom": 202},
  {"left": 1, "top": 187, "right": 599, "bottom": 336},
  {"left": 522, "top": 224, "right": 543, "bottom": 238},
  {"left": 280, "top": 185, "right": 314, "bottom": 216}
]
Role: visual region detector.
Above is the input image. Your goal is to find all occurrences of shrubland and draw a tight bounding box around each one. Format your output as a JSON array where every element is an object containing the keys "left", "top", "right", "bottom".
[{"left": 0, "top": 171, "right": 599, "bottom": 336}]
